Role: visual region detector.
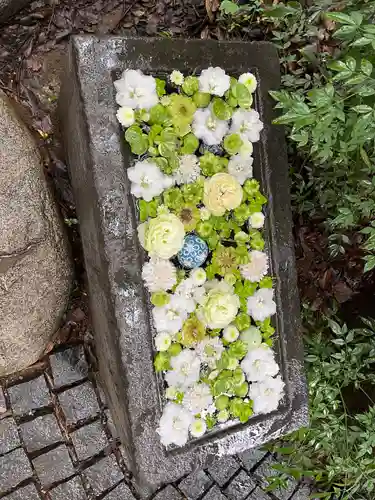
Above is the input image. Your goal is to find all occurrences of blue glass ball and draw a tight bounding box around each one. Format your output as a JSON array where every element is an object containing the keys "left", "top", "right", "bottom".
[{"left": 178, "top": 234, "right": 209, "bottom": 269}]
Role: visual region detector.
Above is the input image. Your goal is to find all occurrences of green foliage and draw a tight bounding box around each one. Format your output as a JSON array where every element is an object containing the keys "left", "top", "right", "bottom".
[
  {"left": 264, "top": 1, "right": 375, "bottom": 270},
  {"left": 269, "top": 310, "right": 375, "bottom": 499}
]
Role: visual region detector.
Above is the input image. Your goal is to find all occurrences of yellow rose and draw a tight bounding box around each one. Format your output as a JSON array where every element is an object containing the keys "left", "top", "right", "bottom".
[
  {"left": 203, "top": 173, "right": 243, "bottom": 216},
  {"left": 138, "top": 213, "right": 185, "bottom": 259}
]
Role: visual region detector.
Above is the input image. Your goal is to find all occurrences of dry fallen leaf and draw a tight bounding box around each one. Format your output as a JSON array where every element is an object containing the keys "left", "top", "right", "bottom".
[{"left": 205, "top": 0, "right": 220, "bottom": 22}]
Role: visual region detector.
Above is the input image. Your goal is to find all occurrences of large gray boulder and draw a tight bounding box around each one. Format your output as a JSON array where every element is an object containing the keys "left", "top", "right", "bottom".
[{"left": 0, "top": 91, "right": 73, "bottom": 377}]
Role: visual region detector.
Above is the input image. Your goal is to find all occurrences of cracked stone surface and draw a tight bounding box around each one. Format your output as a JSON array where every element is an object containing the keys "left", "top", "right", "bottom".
[
  {"left": 0, "top": 346, "right": 309, "bottom": 500},
  {"left": 50, "top": 346, "right": 88, "bottom": 389}
]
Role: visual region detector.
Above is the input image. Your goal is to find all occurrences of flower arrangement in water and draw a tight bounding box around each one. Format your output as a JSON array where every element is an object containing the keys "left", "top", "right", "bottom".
[{"left": 114, "top": 66, "right": 284, "bottom": 448}]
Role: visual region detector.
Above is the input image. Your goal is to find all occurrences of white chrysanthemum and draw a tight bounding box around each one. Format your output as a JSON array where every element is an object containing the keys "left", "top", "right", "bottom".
[
  {"left": 190, "top": 268, "right": 207, "bottom": 286},
  {"left": 174, "top": 278, "right": 197, "bottom": 313},
  {"left": 198, "top": 67, "right": 230, "bottom": 97},
  {"left": 241, "top": 346, "right": 279, "bottom": 382},
  {"left": 192, "top": 108, "right": 229, "bottom": 146},
  {"left": 154, "top": 332, "right": 172, "bottom": 351},
  {"left": 116, "top": 107, "right": 135, "bottom": 127},
  {"left": 114, "top": 69, "right": 158, "bottom": 110},
  {"left": 127, "top": 161, "right": 173, "bottom": 202},
  {"left": 174, "top": 155, "right": 201, "bottom": 185},
  {"left": 157, "top": 402, "right": 194, "bottom": 447},
  {"left": 239, "top": 72, "right": 258, "bottom": 93},
  {"left": 196, "top": 337, "right": 224, "bottom": 368},
  {"left": 153, "top": 295, "right": 189, "bottom": 335},
  {"left": 240, "top": 250, "right": 269, "bottom": 282},
  {"left": 223, "top": 325, "right": 239, "bottom": 343},
  {"left": 183, "top": 383, "right": 213, "bottom": 414},
  {"left": 190, "top": 418, "right": 207, "bottom": 438},
  {"left": 227, "top": 154, "right": 254, "bottom": 185},
  {"left": 170, "top": 70, "right": 184, "bottom": 86},
  {"left": 247, "top": 288, "right": 276, "bottom": 322},
  {"left": 192, "top": 286, "right": 206, "bottom": 305},
  {"left": 248, "top": 212, "right": 265, "bottom": 229},
  {"left": 142, "top": 258, "right": 177, "bottom": 292},
  {"left": 249, "top": 375, "right": 284, "bottom": 414},
  {"left": 230, "top": 109, "right": 264, "bottom": 143},
  {"left": 200, "top": 207, "right": 211, "bottom": 221},
  {"left": 165, "top": 350, "right": 201, "bottom": 389}
]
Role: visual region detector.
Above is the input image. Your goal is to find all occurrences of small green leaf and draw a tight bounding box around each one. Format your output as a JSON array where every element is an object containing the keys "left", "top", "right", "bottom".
[
  {"left": 220, "top": 0, "right": 240, "bottom": 14},
  {"left": 361, "top": 59, "right": 373, "bottom": 76},
  {"left": 364, "top": 255, "right": 375, "bottom": 272},
  {"left": 353, "top": 105, "right": 373, "bottom": 114},
  {"left": 325, "top": 12, "right": 357, "bottom": 25}
]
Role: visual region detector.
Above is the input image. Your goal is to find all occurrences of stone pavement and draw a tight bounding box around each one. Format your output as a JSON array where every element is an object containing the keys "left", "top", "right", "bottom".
[{"left": 0, "top": 344, "right": 310, "bottom": 500}]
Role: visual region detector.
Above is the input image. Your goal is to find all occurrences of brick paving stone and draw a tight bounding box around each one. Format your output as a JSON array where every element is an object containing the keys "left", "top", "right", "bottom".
[
  {"left": 238, "top": 449, "right": 268, "bottom": 472},
  {"left": 83, "top": 454, "right": 123, "bottom": 496},
  {"left": 290, "top": 486, "right": 311, "bottom": 500},
  {"left": 207, "top": 456, "right": 240, "bottom": 487},
  {"left": 179, "top": 469, "right": 212, "bottom": 499},
  {"left": 254, "top": 457, "right": 297, "bottom": 500},
  {"left": 58, "top": 382, "right": 100, "bottom": 425},
  {"left": 3, "top": 483, "right": 40, "bottom": 500},
  {"left": 49, "top": 476, "right": 87, "bottom": 500},
  {"left": 0, "top": 418, "right": 20, "bottom": 454},
  {"left": 0, "top": 448, "right": 33, "bottom": 492},
  {"left": 32, "top": 445, "right": 74, "bottom": 486},
  {"left": 20, "top": 413, "right": 63, "bottom": 452},
  {"left": 50, "top": 346, "right": 88, "bottom": 389},
  {"left": 70, "top": 420, "right": 109, "bottom": 461},
  {"left": 0, "top": 386, "right": 6, "bottom": 413},
  {"left": 153, "top": 485, "right": 183, "bottom": 500},
  {"left": 247, "top": 487, "right": 271, "bottom": 500},
  {"left": 224, "top": 470, "right": 257, "bottom": 500},
  {"left": 202, "top": 485, "right": 228, "bottom": 500},
  {"left": 102, "top": 482, "right": 136, "bottom": 500},
  {"left": 8, "top": 376, "right": 51, "bottom": 415}
]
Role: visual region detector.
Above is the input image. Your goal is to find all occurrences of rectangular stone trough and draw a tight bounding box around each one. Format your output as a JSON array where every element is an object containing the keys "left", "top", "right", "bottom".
[{"left": 60, "top": 35, "right": 308, "bottom": 494}]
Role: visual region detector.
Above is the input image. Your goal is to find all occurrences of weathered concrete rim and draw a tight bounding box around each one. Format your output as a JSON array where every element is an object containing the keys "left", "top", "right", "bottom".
[{"left": 60, "top": 35, "right": 308, "bottom": 494}]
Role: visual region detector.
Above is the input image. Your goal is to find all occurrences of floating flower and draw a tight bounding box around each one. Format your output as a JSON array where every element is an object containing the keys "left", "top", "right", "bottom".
[
  {"left": 199, "top": 207, "right": 211, "bottom": 221},
  {"left": 192, "top": 108, "right": 229, "bottom": 146},
  {"left": 197, "top": 285, "right": 239, "bottom": 330},
  {"left": 165, "top": 349, "right": 201, "bottom": 389},
  {"left": 174, "top": 155, "right": 201, "bottom": 185},
  {"left": 196, "top": 337, "right": 225, "bottom": 367},
  {"left": 154, "top": 332, "right": 172, "bottom": 351},
  {"left": 239, "top": 72, "right": 257, "bottom": 94},
  {"left": 190, "top": 418, "right": 207, "bottom": 438},
  {"left": 203, "top": 173, "right": 243, "bottom": 216},
  {"left": 230, "top": 109, "right": 264, "bottom": 143},
  {"left": 116, "top": 107, "right": 135, "bottom": 127},
  {"left": 114, "top": 69, "right": 158, "bottom": 110},
  {"left": 138, "top": 212, "right": 185, "bottom": 259},
  {"left": 241, "top": 346, "right": 279, "bottom": 382},
  {"left": 174, "top": 204, "right": 200, "bottom": 232},
  {"left": 170, "top": 70, "right": 185, "bottom": 86},
  {"left": 198, "top": 67, "right": 231, "bottom": 97},
  {"left": 190, "top": 268, "right": 207, "bottom": 286},
  {"left": 127, "top": 161, "right": 173, "bottom": 202},
  {"left": 248, "top": 212, "right": 265, "bottom": 229},
  {"left": 212, "top": 245, "right": 238, "bottom": 276},
  {"left": 157, "top": 402, "right": 194, "bottom": 446},
  {"left": 227, "top": 154, "right": 254, "bottom": 185},
  {"left": 240, "top": 326, "right": 262, "bottom": 350},
  {"left": 174, "top": 278, "right": 198, "bottom": 313},
  {"left": 169, "top": 94, "right": 196, "bottom": 125},
  {"left": 240, "top": 250, "right": 268, "bottom": 282},
  {"left": 223, "top": 325, "right": 240, "bottom": 343},
  {"left": 153, "top": 295, "right": 189, "bottom": 335},
  {"left": 183, "top": 383, "right": 213, "bottom": 414},
  {"left": 239, "top": 139, "right": 254, "bottom": 157},
  {"left": 249, "top": 375, "right": 284, "bottom": 414},
  {"left": 142, "top": 258, "right": 177, "bottom": 292},
  {"left": 180, "top": 316, "right": 207, "bottom": 347},
  {"left": 247, "top": 288, "right": 276, "bottom": 322}
]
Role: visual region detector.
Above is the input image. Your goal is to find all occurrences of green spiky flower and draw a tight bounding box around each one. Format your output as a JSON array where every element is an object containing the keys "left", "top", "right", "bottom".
[
  {"left": 174, "top": 204, "right": 200, "bottom": 231},
  {"left": 212, "top": 245, "right": 238, "bottom": 276},
  {"left": 180, "top": 316, "right": 207, "bottom": 347}
]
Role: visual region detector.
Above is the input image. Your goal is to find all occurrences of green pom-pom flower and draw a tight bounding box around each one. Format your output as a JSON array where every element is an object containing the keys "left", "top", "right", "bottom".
[
  {"left": 180, "top": 316, "right": 206, "bottom": 347},
  {"left": 223, "top": 133, "right": 243, "bottom": 155},
  {"left": 149, "top": 104, "right": 170, "bottom": 125},
  {"left": 154, "top": 352, "right": 171, "bottom": 372},
  {"left": 200, "top": 152, "right": 225, "bottom": 177},
  {"left": 155, "top": 78, "right": 166, "bottom": 96},
  {"left": 169, "top": 94, "right": 196, "bottom": 125},
  {"left": 212, "top": 97, "right": 232, "bottom": 120},
  {"left": 182, "top": 76, "right": 199, "bottom": 96},
  {"left": 193, "top": 92, "right": 211, "bottom": 108},
  {"left": 163, "top": 187, "right": 184, "bottom": 210},
  {"left": 180, "top": 133, "right": 199, "bottom": 155},
  {"left": 151, "top": 291, "right": 170, "bottom": 307},
  {"left": 229, "top": 398, "right": 253, "bottom": 423},
  {"left": 215, "top": 395, "right": 229, "bottom": 410},
  {"left": 234, "top": 312, "right": 251, "bottom": 331},
  {"left": 168, "top": 343, "right": 183, "bottom": 357}
]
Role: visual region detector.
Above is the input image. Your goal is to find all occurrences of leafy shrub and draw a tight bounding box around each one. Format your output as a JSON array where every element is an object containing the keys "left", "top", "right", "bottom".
[{"left": 268, "top": 310, "right": 375, "bottom": 499}]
